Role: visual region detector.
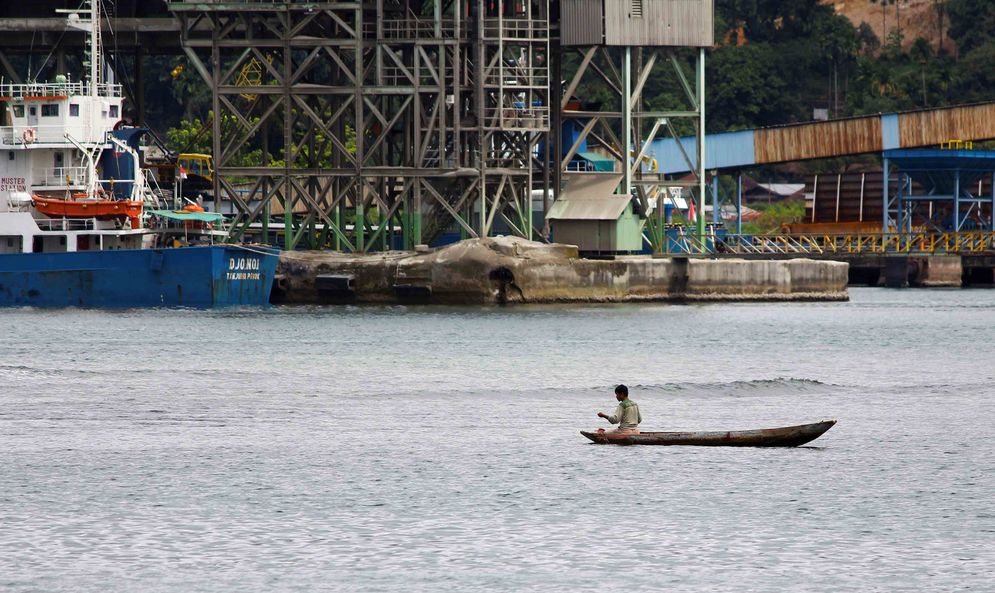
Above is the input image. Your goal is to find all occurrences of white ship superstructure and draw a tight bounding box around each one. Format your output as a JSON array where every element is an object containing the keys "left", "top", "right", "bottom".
[
  {"left": 1, "top": 0, "right": 126, "bottom": 200},
  {"left": 0, "top": 0, "right": 147, "bottom": 255},
  {"left": 0, "top": 77, "right": 124, "bottom": 201}
]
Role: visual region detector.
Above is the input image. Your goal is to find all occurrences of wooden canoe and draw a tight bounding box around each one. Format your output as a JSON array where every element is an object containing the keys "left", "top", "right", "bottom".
[{"left": 580, "top": 420, "right": 836, "bottom": 447}]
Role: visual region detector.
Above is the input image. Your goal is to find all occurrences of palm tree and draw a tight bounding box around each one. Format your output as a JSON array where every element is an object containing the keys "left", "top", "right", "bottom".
[
  {"left": 870, "top": 0, "right": 896, "bottom": 37},
  {"left": 931, "top": 0, "right": 948, "bottom": 52}
]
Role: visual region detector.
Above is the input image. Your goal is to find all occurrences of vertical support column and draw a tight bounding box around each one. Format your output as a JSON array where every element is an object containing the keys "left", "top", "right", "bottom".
[
  {"left": 696, "top": 48, "right": 706, "bottom": 240},
  {"left": 896, "top": 173, "right": 903, "bottom": 234},
  {"left": 550, "top": 45, "right": 561, "bottom": 239},
  {"left": 334, "top": 201, "right": 342, "bottom": 251},
  {"left": 356, "top": 184, "right": 366, "bottom": 252},
  {"left": 475, "top": 5, "right": 486, "bottom": 237},
  {"left": 261, "top": 124, "right": 270, "bottom": 246},
  {"left": 211, "top": 32, "right": 223, "bottom": 243},
  {"left": 283, "top": 17, "right": 294, "bottom": 251},
  {"left": 954, "top": 169, "right": 961, "bottom": 232},
  {"left": 736, "top": 174, "right": 742, "bottom": 235},
  {"left": 882, "top": 156, "right": 890, "bottom": 239},
  {"left": 905, "top": 175, "right": 912, "bottom": 234},
  {"left": 262, "top": 200, "right": 270, "bottom": 245},
  {"left": 621, "top": 47, "right": 632, "bottom": 199},
  {"left": 526, "top": 157, "right": 534, "bottom": 240},
  {"left": 354, "top": 5, "right": 365, "bottom": 252},
  {"left": 542, "top": 125, "right": 551, "bottom": 238},
  {"left": 990, "top": 172, "right": 994, "bottom": 232},
  {"left": 380, "top": 203, "right": 388, "bottom": 251},
  {"left": 711, "top": 175, "right": 719, "bottom": 225},
  {"left": 413, "top": 181, "right": 422, "bottom": 247}
]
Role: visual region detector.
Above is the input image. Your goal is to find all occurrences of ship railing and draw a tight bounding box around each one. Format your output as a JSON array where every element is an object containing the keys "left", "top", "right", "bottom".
[
  {"left": 34, "top": 217, "right": 98, "bottom": 231},
  {"left": 0, "top": 81, "right": 122, "bottom": 98},
  {"left": 31, "top": 167, "right": 89, "bottom": 188},
  {"left": 0, "top": 125, "right": 105, "bottom": 146}
]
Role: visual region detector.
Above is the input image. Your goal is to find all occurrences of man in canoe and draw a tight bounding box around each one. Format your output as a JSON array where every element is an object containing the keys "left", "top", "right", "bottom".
[{"left": 597, "top": 384, "right": 641, "bottom": 434}]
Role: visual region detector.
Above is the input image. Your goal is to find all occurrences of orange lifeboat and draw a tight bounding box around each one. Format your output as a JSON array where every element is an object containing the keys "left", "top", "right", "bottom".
[{"left": 33, "top": 195, "right": 144, "bottom": 229}]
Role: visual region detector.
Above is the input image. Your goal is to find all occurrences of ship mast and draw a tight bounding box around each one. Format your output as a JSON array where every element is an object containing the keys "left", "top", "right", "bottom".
[
  {"left": 59, "top": 0, "right": 104, "bottom": 199},
  {"left": 90, "top": 0, "right": 101, "bottom": 97},
  {"left": 60, "top": 0, "right": 102, "bottom": 96}
]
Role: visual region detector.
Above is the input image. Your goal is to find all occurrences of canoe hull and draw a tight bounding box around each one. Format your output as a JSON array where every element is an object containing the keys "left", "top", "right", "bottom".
[{"left": 580, "top": 420, "right": 836, "bottom": 447}]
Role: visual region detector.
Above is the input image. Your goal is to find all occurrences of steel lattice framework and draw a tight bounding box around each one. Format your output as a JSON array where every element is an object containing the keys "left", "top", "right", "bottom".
[
  {"left": 170, "top": 0, "right": 549, "bottom": 251},
  {"left": 553, "top": 45, "right": 707, "bottom": 252}
]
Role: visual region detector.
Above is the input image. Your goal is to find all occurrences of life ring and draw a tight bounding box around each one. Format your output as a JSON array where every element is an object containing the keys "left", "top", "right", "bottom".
[{"left": 22, "top": 128, "right": 36, "bottom": 143}]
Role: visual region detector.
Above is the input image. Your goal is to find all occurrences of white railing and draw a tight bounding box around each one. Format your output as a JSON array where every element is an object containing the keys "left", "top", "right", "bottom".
[
  {"left": 31, "top": 167, "right": 89, "bottom": 187},
  {"left": 0, "top": 125, "right": 105, "bottom": 146},
  {"left": 0, "top": 81, "right": 122, "bottom": 99},
  {"left": 34, "top": 217, "right": 98, "bottom": 231}
]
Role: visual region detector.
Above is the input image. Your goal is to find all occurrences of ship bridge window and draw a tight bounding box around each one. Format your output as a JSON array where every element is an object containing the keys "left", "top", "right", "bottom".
[
  {"left": 70, "top": 104, "right": 79, "bottom": 117},
  {"left": 42, "top": 104, "right": 59, "bottom": 117},
  {"left": 109, "top": 105, "right": 119, "bottom": 118},
  {"left": 12, "top": 105, "right": 24, "bottom": 118}
]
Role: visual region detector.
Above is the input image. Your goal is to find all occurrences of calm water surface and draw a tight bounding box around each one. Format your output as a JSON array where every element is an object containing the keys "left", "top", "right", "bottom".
[{"left": 2, "top": 288, "right": 993, "bottom": 592}]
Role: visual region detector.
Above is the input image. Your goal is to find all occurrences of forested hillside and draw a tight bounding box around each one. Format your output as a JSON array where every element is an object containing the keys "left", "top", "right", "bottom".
[{"left": 706, "top": 0, "right": 995, "bottom": 132}]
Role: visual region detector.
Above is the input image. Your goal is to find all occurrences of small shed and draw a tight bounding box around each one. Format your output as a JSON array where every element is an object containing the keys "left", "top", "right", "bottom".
[{"left": 547, "top": 172, "right": 643, "bottom": 254}]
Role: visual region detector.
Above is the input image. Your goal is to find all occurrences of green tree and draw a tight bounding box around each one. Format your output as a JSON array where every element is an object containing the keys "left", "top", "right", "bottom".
[
  {"left": 947, "top": 0, "right": 995, "bottom": 54},
  {"left": 815, "top": 14, "right": 859, "bottom": 117},
  {"left": 856, "top": 22, "right": 881, "bottom": 56},
  {"left": 707, "top": 44, "right": 793, "bottom": 130}
]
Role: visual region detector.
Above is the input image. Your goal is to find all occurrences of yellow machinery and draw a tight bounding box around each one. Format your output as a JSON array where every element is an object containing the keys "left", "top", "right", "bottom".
[
  {"left": 177, "top": 153, "right": 213, "bottom": 182},
  {"left": 177, "top": 153, "right": 213, "bottom": 198}
]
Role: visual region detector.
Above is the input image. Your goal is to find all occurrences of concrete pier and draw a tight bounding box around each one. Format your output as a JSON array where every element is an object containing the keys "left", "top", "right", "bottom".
[
  {"left": 272, "top": 238, "right": 849, "bottom": 305},
  {"left": 851, "top": 255, "right": 964, "bottom": 288}
]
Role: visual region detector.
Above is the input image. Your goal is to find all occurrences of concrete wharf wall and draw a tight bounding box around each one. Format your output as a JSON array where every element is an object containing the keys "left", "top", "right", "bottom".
[
  {"left": 272, "top": 238, "right": 849, "bottom": 305},
  {"left": 846, "top": 254, "right": 995, "bottom": 288}
]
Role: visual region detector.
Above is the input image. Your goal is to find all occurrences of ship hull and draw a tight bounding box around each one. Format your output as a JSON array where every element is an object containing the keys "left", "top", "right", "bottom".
[{"left": 0, "top": 245, "right": 278, "bottom": 308}]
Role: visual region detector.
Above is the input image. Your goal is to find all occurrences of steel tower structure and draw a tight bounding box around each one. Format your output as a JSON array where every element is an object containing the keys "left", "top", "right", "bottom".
[
  {"left": 169, "top": 0, "right": 549, "bottom": 251},
  {"left": 557, "top": 0, "right": 713, "bottom": 252}
]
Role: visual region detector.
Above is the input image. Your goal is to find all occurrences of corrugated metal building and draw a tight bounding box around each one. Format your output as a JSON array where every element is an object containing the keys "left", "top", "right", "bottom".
[
  {"left": 547, "top": 172, "right": 644, "bottom": 253},
  {"left": 561, "top": 0, "right": 714, "bottom": 47}
]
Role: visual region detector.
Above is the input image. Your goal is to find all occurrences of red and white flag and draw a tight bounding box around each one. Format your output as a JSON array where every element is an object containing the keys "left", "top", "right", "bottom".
[{"left": 179, "top": 167, "right": 188, "bottom": 180}]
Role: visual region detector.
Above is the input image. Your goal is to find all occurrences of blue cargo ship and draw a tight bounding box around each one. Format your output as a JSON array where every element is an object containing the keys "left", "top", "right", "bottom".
[
  {"left": 0, "top": 1, "right": 279, "bottom": 308},
  {"left": 0, "top": 244, "right": 278, "bottom": 308}
]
